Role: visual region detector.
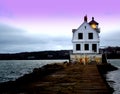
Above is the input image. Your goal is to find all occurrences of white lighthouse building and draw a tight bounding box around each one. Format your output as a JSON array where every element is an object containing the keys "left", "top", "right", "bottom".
[{"left": 70, "top": 16, "right": 102, "bottom": 64}]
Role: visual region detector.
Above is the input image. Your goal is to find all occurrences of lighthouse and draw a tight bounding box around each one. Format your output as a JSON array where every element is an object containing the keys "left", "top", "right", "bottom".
[{"left": 70, "top": 16, "right": 102, "bottom": 64}]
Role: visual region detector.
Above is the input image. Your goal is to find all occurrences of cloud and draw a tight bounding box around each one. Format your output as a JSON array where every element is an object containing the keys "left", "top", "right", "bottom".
[
  {"left": 100, "top": 30, "right": 120, "bottom": 46},
  {"left": 0, "top": 23, "right": 72, "bottom": 53},
  {"left": 0, "top": 24, "right": 26, "bottom": 44},
  {"left": 1, "top": 23, "right": 120, "bottom": 53}
]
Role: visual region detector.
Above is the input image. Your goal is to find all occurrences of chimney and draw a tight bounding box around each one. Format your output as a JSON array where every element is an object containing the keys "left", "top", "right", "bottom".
[{"left": 84, "top": 15, "right": 87, "bottom": 22}]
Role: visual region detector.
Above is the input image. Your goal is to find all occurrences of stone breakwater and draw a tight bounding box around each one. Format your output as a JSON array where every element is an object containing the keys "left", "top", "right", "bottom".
[{"left": 0, "top": 62, "right": 118, "bottom": 94}]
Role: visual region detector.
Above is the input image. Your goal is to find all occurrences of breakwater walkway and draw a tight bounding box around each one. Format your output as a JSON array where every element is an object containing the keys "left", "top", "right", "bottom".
[
  {"left": 30, "top": 64, "right": 111, "bottom": 94},
  {"left": 0, "top": 63, "right": 116, "bottom": 94}
]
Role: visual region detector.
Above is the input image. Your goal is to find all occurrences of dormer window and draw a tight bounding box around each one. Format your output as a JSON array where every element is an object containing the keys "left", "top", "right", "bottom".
[
  {"left": 88, "top": 33, "right": 93, "bottom": 39},
  {"left": 78, "top": 33, "right": 83, "bottom": 39}
]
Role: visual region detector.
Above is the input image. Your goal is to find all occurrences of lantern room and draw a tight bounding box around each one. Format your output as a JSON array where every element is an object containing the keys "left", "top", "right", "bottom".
[{"left": 89, "top": 17, "right": 99, "bottom": 29}]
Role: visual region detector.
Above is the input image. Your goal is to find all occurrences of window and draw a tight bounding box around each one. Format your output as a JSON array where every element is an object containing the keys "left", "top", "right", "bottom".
[
  {"left": 88, "top": 33, "right": 93, "bottom": 39},
  {"left": 92, "top": 44, "right": 97, "bottom": 52},
  {"left": 76, "top": 44, "right": 80, "bottom": 50},
  {"left": 84, "top": 44, "right": 89, "bottom": 50},
  {"left": 78, "top": 33, "right": 83, "bottom": 39}
]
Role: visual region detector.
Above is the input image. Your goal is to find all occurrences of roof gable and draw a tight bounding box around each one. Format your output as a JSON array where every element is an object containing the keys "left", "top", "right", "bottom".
[{"left": 73, "top": 21, "right": 97, "bottom": 34}]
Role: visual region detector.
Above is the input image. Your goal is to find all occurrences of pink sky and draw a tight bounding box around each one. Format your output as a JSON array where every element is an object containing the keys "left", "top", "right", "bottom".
[
  {"left": 0, "top": 0, "right": 120, "bottom": 18},
  {"left": 0, "top": 0, "right": 120, "bottom": 53}
]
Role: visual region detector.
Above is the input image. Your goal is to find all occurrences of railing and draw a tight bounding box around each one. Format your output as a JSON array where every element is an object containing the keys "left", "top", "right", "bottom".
[{"left": 96, "top": 28, "right": 100, "bottom": 33}]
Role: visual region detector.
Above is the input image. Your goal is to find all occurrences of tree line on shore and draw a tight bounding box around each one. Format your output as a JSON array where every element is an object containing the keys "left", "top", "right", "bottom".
[
  {"left": 0, "top": 46, "right": 120, "bottom": 60},
  {"left": 0, "top": 50, "right": 70, "bottom": 60},
  {"left": 100, "top": 46, "right": 120, "bottom": 59}
]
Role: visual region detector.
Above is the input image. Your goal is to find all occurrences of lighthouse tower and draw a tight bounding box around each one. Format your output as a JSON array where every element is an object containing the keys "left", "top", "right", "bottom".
[{"left": 70, "top": 16, "right": 102, "bottom": 64}]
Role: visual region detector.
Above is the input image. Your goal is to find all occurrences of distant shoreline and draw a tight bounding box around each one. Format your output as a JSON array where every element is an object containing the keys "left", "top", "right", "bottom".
[{"left": 0, "top": 46, "right": 120, "bottom": 60}]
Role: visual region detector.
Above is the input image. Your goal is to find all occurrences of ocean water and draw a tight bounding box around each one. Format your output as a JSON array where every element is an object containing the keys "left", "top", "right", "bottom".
[
  {"left": 107, "top": 59, "right": 120, "bottom": 94},
  {"left": 0, "top": 60, "right": 68, "bottom": 83}
]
